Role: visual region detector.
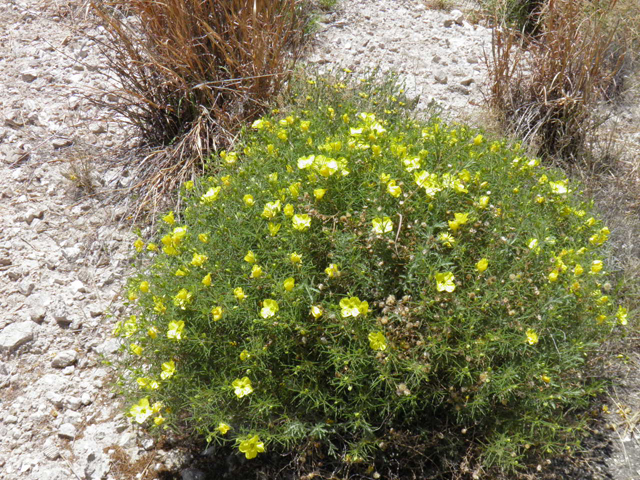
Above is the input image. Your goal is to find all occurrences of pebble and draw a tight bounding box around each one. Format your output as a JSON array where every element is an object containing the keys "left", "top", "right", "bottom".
[
  {"left": 51, "top": 350, "right": 78, "bottom": 368},
  {"left": 58, "top": 423, "right": 76, "bottom": 439},
  {"left": 0, "top": 321, "right": 37, "bottom": 353}
]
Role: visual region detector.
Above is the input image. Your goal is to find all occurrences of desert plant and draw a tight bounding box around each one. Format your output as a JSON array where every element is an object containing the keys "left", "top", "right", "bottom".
[
  {"left": 487, "top": 0, "right": 625, "bottom": 162},
  {"left": 117, "top": 74, "right": 629, "bottom": 477},
  {"left": 91, "top": 0, "right": 307, "bottom": 209}
]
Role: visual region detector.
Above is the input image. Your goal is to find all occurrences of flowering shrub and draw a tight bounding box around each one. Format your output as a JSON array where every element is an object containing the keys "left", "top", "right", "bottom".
[{"left": 118, "top": 75, "right": 629, "bottom": 475}]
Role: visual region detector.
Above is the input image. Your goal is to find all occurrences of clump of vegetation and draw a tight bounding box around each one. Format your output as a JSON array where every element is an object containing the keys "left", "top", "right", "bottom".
[
  {"left": 117, "top": 74, "right": 629, "bottom": 477},
  {"left": 487, "top": 0, "right": 627, "bottom": 162},
  {"left": 92, "top": 0, "right": 307, "bottom": 209}
]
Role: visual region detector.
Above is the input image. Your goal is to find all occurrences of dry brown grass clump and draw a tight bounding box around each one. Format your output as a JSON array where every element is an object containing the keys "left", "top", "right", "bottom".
[
  {"left": 91, "top": 0, "right": 306, "bottom": 211},
  {"left": 487, "top": 0, "right": 627, "bottom": 162}
]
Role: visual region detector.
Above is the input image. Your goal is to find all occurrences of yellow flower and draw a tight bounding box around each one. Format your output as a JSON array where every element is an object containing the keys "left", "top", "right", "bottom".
[
  {"left": 283, "top": 277, "right": 295, "bottom": 292},
  {"left": 368, "top": 331, "right": 387, "bottom": 351},
  {"left": 243, "top": 194, "right": 255, "bottom": 207},
  {"left": 191, "top": 253, "right": 208, "bottom": 267},
  {"left": 574, "top": 264, "right": 584, "bottom": 276},
  {"left": 130, "top": 344, "right": 143, "bottom": 356},
  {"left": 239, "top": 350, "right": 250, "bottom": 361},
  {"left": 251, "top": 118, "right": 269, "bottom": 129},
  {"left": 184, "top": 180, "right": 194, "bottom": 190},
  {"left": 478, "top": 196, "right": 490, "bottom": 209},
  {"left": 314, "top": 188, "right": 327, "bottom": 200},
  {"left": 591, "top": 260, "right": 603, "bottom": 274},
  {"left": 211, "top": 306, "right": 223, "bottom": 321},
  {"left": 589, "top": 227, "right": 610, "bottom": 246},
  {"left": 201, "top": 186, "right": 221, "bottom": 205},
  {"left": 232, "top": 377, "right": 254, "bottom": 398},
  {"left": 173, "top": 288, "right": 193, "bottom": 309},
  {"left": 526, "top": 329, "right": 539, "bottom": 345},
  {"left": 238, "top": 435, "right": 265, "bottom": 459},
  {"left": 284, "top": 204, "right": 294, "bottom": 217},
  {"left": 234, "top": 287, "right": 246, "bottom": 301},
  {"left": 175, "top": 268, "right": 188, "bottom": 277},
  {"left": 130, "top": 398, "right": 153, "bottom": 424},
  {"left": 289, "top": 182, "right": 301, "bottom": 197},
  {"left": 162, "top": 211, "right": 175, "bottom": 225},
  {"left": 268, "top": 172, "right": 278, "bottom": 183},
  {"left": 549, "top": 180, "right": 568, "bottom": 194},
  {"left": 290, "top": 252, "right": 302, "bottom": 264},
  {"left": 325, "top": 263, "right": 340, "bottom": 278},
  {"left": 300, "top": 120, "right": 310, "bottom": 132},
  {"left": 260, "top": 299, "right": 279, "bottom": 318},
  {"left": 147, "top": 326, "right": 158, "bottom": 339},
  {"left": 473, "top": 134, "right": 484, "bottom": 146},
  {"left": 217, "top": 423, "right": 231, "bottom": 435},
  {"left": 153, "top": 415, "right": 165, "bottom": 426},
  {"left": 202, "top": 273, "right": 212, "bottom": 286},
  {"left": 134, "top": 238, "right": 144, "bottom": 253},
  {"left": 153, "top": 296, "right": 167, "bottom": 314},
  {"left": 476, "top": 258, "right": 489, "bottom": 273},
  {"left": 277, "top": 130, "right": 288, "bottom": 141},
  {"left": 292, "top": 214, "right": 311, "bottom": 231},
  {"left": 435, "top": 272, "right": 456, "bottom": 293},
  {"left": 548, "top": 270, "right": 559, "bottom": 282},
  {"left": 339, "top": 297, "right": 369, "bottom": 318},
  {"left": 139, "top": 281, "right": 150, "bottom": 293},
  {"left": 136, "top": 377, "right": 159, "bottom": 390},
  {"left": 121, "top": 315, "right": 138, "bottom": 337},
  {"left": 147, "top": 243, "right": 158, "bottom": 252},
  {"left": 617, "top": 306, "right": 628, "bottom": 326},
  {"left": 372, "top": 216, "right": 393, "bottom": 234},
  {"left": 439, "top": 232, "right": 455, "bottom": 247},
  {"left": 387, "top": 180, "right": 401, "bottom": 197},
  {"left": 527, "top": 238, "right": 539, "bottom": 250},
  {"left": 161, "top": 360, "right": 176, "bottom": 380},
  {"left": 262, "top": 200, "right": 281, "bottom": 219},
  {"left": 250, "top": 264, "right": 263, "bottom": 278},
  {"left": 244, "top": 251, "right": 256, "bottom": 264},
  {"left": 198, "top": 233, "right": 209, "bottom": 243},
  {"left": 167, "top": 320, "right": 185, "bottom": 341},
  {"left": 310, "top": 305, "right": 323, "bottom": 319},
  {"left": 220, "top": 151, "right": 238, "bottom": 164},
  {"left": 448, "top": 213, "right": 469, "bottom": 232},
  {"left": 541, "top": 375, "right": 551, "bottom": 384},
  {"left": 268, "top": 222, "right": 281, "bottom": 236}
]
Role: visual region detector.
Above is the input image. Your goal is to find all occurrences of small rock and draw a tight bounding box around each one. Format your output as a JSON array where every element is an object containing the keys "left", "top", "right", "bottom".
[
  {"left": 5, "top": 414, "right": 18, "bottom": 424},
  {"left": 67, "top": 396, "right": 82, "bottom": 411},
  {"left": 0, "top": 321, "right": 37, "bottom": 353},
  {"left": 451, "top": 9, "right": 464, "bottom": 26},
  {"left": 21, "top": 70, "right": 38, "bottom": 82},
  {"left": 443, "top": 18, "right": 453, "bottom": 28},
  {"left": 448, "top": 84, "right": 470, "bottom": 95},
  {"left": 88, "top": 123, "right": 106, "bottom": 134},
  {"left": 141, "top": 438, "right": 154, "bottom": 450},
  {"left": 47, "top": 391, "right": 64, "bottom": 409},
  {"left": 58, "top": 423, "right": 77, "bottom": 439},
  {"left": 18, "top": 279, "right": 35, "bottom": 296},
  {"left": 467, "top": 55, "right": 478, "bottom": 64},
  {"left": 434, "top": 72, "right": 448, "bottom": 84},
  {"left": 81, "top": 393, "right": 93, "bottom": 405},
  {"left": 52, "top": 349, "right": 78, "bottom": 368},
  {"left": 25, "top": 293, "right": 50, "bottom": 323},
  {"left": 460, "top": 78, "right": 475, "bottom": 86},
  {"left": 70, "top": 279, "right": 88, "bottom": 294},
  {"left": 43, "top": 445, "right": 60, "bottom": 461},
  {"left": 52, "top": 138, "right": 73, "bottom": 149},
  {"left": 181, "top": 468, "right": 206, "bottom": 480}
]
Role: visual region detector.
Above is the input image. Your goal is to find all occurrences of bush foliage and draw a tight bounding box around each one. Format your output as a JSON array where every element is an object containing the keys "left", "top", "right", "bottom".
[{"left": 118, "top": 74, "right": 628, "bottom": 475}]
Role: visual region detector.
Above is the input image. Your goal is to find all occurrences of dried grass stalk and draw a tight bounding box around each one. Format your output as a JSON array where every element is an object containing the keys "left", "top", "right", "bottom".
[{"left": 91, "top": 0, "right": 306, "bottom": 213}]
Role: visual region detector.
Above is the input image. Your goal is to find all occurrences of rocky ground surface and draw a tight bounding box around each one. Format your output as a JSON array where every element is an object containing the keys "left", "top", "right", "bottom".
[{"left": 0, "top": 0, "right": 639, "bottom": 479}]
